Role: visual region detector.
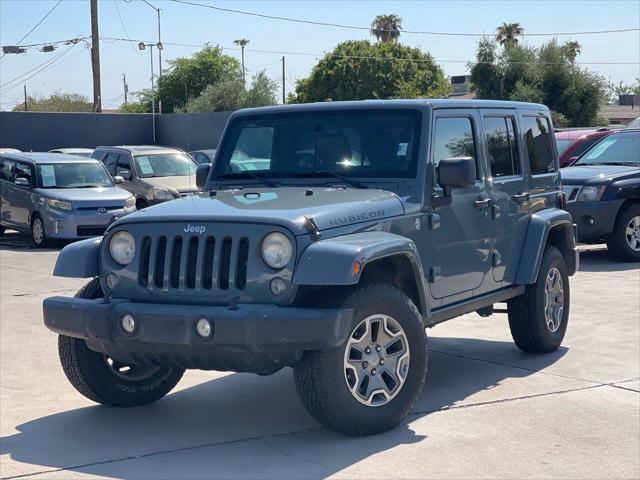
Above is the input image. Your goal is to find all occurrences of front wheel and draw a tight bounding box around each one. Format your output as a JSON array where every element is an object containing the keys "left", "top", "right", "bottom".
[
  {"left": 507, "top": 245, "right": 570, "bottom": 353},
  {"left": 58, "top": 278, "right": 184, "bottom": 406},
  {"left": 294, "top": 282, "right": 427, "bottom": 436},
  {"left": 31, "top": 215, "right": 48, "bottom": 247},
  {"left": 607, "top": 205, "right": 640, "bottom": 262}
]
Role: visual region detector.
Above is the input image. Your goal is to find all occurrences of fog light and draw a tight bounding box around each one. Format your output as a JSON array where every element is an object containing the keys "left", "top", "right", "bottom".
[
  {"left": 105, "top": 273, "right": 119, "bottom": 291},
  {"left": 269, "top": 277, "right": 288, "bottom": 296},
  {"left": 121, "top": 314, "right": 135, "bottom": 334},
  {"left": 196, "top": 318, "right": 212, "bottom": 338}
]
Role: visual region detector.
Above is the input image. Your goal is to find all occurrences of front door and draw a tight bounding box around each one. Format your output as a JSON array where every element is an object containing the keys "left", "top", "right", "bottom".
[
  {"left": 12, "top": 161, "right": 35, "bottom": 227},
  {"left": 480, "top": 110, "right": 530, "bottom": 284},
  {"left": 425, "top": 110, "right": 494, "bottom": 300}
]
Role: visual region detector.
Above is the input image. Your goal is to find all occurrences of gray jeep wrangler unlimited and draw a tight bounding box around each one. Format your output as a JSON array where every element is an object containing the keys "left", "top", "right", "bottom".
[{"left": 43, "top": 100, "right": 578, "bottom": 436}]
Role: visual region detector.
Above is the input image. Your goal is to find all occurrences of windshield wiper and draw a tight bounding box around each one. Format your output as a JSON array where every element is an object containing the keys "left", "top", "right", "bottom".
[
  {"left": 290, "top": 170, "right": 368, "bottom": 189},
  {"left": 216, "top": 171, "right": 278, "bottom": 188},
  {"left": 598, "top": 162, "right": 639, "bottom": 167}
]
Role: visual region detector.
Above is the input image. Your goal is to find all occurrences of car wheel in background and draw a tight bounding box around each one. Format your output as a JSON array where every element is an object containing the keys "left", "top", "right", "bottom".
[
  {"left": 507, "top": 245, "right": 570, "bottom": 353},
  {"left": 31, "top": 215, "right": 48, "bottom": 248},
  {"left": 607, "top": 205, "right": 640, "bottom": 262},
  {"left": 136, "top": 199, "right": 148, "bottom": 210},
  {"left": 293, "top": 282, "right": 427, "bottom": 436}
]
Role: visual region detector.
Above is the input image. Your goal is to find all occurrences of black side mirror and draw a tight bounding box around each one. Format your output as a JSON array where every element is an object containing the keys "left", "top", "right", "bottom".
[
  {"left": 437, "top": 157, "right": 476, "bottom": 190},
  {"left": 116, "top": 169, "right": 131, "bottom": 180},
  {"left": 196, "top": 162, "right": 211, "bottom": 190}
]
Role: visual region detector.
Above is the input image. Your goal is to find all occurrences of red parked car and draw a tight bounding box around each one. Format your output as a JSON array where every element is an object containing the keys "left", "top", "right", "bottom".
[{"left": 555, "top": 128, "right": 613, "bottom": 167}]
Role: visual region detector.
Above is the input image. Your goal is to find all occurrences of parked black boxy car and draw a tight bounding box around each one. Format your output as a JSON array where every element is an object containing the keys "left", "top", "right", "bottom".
[{"left": 561, "top": 129, "right": 640, "bottom": 261}]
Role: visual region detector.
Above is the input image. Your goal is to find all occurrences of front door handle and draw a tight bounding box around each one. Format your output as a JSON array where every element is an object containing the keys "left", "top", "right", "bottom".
[
  {"left": 512, "top": 192, "right": 529, "bottom": 203},
  {"left": 474, "top": 198, "right": 491, "bottom": 208}
]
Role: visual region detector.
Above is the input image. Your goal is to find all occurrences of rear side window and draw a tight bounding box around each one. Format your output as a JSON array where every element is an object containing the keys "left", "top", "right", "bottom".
[
  {"left": 432, "top": 117, "right": 478, "bottom": 176},
  {"left": 484, "top": 117, "right": 520, "bottom": 178},
  {"left": 522, "top": 116, "right": 555, "bottom": 175},
  {"left": 0, "top": 159, "right": 15, "bottom": 182}
]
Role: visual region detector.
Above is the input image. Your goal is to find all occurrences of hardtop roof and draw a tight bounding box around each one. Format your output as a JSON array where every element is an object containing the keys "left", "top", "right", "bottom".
[{"left": 1, "top": 152, "right": 101, "bottom": 163}]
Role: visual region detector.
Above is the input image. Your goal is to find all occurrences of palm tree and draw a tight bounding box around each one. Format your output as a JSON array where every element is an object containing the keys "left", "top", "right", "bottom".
[
  {"left": 233, "top": 38, "right": 250, "bottom": 86},
  {"left": 370, "top": 14, "right": 402, "bottom": 43},
  {"left": 495, "top": 22, "right": 523, "bottom": 47},
  {"left": 564, "top": 40, "right": 581, "bottom": 63}
]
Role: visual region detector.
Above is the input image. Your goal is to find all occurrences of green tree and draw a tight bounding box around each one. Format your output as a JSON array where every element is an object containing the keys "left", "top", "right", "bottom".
[
  {"left": 495, "top": 22, "right": 523, "bottom": 47},
  {"left": 292, "top": 40, "right": 450, "bottom": 103},
  {"left": 563, "top": 41, "right": 581, "bottom": 63},
  {"left": 183, "top": 71, "right": 278, "bottom": 112},
  {"left": 468, "top": 37, "right": 503, "bottom": 99},
  {"left": 13, "top": 91, "right": 92, "bottom": 112},
  {"left": 155, "top": 45, "right": 241, "bottom": 113},
  {"left": 370, "top": 14, "right": 403, "bottom": 43}
]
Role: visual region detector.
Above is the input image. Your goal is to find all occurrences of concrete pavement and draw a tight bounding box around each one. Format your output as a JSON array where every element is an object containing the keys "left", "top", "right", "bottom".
[{"left": 1, "top": 233, "right": 638, "bottom": 479}]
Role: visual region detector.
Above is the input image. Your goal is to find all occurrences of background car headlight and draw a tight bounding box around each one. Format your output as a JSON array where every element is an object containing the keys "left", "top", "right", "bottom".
[
  {"left": 261, "top": 232, "right": 292, "bottom": 269},
  {"left": 46, "top": 198, "right": 72, "bottom": 210},
  {"left": 153, "top": 187, "right": 175, "bottom": 201},
  {"left": 577, "top": 186, "right": 605, "bottom": 202},
  {"left": 125, "top": 196, "right": 136, "bottom": 209},
  {"left": 109, "top": 231, "right": 135, "bottom": 265}
]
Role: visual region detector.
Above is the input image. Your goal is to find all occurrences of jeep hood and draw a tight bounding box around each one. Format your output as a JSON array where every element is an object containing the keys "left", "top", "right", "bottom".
[{"left": 112, "top": 187, "right": 405, "bottom": 235}]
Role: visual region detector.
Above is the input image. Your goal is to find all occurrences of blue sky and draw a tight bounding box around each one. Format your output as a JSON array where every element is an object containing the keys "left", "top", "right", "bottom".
[{"left": 1, "top": 0, "right": 639, "bottom": 110}]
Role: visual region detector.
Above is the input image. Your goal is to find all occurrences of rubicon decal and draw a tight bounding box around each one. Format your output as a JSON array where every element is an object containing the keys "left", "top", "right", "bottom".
[
  {"left": 328, "top": 210, "right": 386, "bottom": 226},
  {"left": 184, "top": 224, "right": 206, "bottom": 234}
]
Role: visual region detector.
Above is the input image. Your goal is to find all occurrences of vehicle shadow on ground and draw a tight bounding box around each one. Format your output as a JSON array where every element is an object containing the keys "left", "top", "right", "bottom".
[
  {"left": 577, "top": 246, "right": 640, "bottom": 273},
  {"left": 0, "top": 231, "right": 66, "bottom": 252},
  {"left": 1, "top": 337, "right": 567, "bottom": 479}
]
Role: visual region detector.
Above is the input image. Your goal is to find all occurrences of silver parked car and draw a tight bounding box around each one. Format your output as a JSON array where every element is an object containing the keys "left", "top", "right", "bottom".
[
  {"left": 0, "top": 152, "right": 136, "bottom": 247},
  {"left": 188, "top": 148, "right": 216, "bottom": 165},
  {"left": 49, "top": 148, "right": 94, "bottom": 157},
  {"left": 92, "top": 146, "right": 199, "bottom": 209}
]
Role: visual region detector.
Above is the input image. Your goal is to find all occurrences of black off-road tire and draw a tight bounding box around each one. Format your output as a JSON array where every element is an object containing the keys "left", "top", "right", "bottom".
[
  {"left": 58, "top": 278, "right": 185, "bottom": 406},
  {"left": 507, "top": 245, "right": 570, "bottom": 353},
  {"left": 293, "top": 282, "right": 427, "bottom": 436},
  {"left": 31, "top": 214, "right": 48, "bottom": 248},
  {"left": 606, "top": 204, "right": 640, "bottom": 262}
]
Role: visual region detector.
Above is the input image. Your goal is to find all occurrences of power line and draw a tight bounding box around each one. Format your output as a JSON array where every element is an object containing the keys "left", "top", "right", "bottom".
[
  {"left": 13, "top": 0, "right": 63, "bottom": 46},
  {"left": 169, "top": 0, "right": 640, "bottom": 38},
  {"left": 113, "top": 0, "right": 143, "bottom": 54}
]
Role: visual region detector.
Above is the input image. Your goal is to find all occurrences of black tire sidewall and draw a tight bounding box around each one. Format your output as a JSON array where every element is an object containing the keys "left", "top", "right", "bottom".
[{"left": 316, "top": 284, "right": 427, "bottom": 434}]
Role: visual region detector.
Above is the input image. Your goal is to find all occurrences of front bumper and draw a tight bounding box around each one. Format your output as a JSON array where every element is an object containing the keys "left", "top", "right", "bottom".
[
  {"left": 43, "top": 297, "right": 353, "bottom": 373},
  {"left": 566, "top": 199, "right": 624, "bottom": 242},
  {"left": 40, "top": 206, "right": 134, "bottom": 239}
]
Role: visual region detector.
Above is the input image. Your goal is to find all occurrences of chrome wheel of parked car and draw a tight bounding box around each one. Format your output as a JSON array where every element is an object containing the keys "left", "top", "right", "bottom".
[
  {"left": 343, "top": 313, "right": 410, "bottom": 407},
  {"left": 625, "top": 216, "right": 640, "bottom": 252},
  {"left": 544, "top": 267, "right": 564, "bottom": 333}
]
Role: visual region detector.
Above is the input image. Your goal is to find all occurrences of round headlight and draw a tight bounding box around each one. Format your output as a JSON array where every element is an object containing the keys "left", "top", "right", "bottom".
[
  {"left": 261, "top": 232, "right": 292, "bottom": 269},
  {"left": 109, "top": 231, "right": 135, "bottom": 265}
]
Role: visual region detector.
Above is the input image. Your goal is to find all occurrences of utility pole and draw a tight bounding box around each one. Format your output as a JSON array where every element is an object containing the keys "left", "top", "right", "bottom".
[
  {"left": 90, "top": 0, "right": 102, "bottom": 112},
  {"left": 157, "top": 7, "right": 162, "bottom": 79},
  {"left": 122, "top": 74, "right": 128, "bottom": 106},
  {"left": 23, "top": 84, "right": 28, "bottom": 111},
  {"left": 281, "top": 56, "right": 285, "bottom": 104}
]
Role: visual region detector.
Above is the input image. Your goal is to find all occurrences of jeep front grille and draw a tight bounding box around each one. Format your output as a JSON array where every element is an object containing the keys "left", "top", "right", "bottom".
[{"left": 138, "top": 234, "right": 249, "bottom": 292}]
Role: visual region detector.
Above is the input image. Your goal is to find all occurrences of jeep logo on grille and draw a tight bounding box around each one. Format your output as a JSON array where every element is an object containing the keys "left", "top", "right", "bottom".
[{"left": 184, "top": 224, "right": 206, "bottom": 234}]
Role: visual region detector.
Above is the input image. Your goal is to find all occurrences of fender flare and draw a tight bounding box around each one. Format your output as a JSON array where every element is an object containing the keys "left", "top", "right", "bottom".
[
  {"left": 514, "top": 208, "right": 577, "bottom": 284},
  {"left": 293, "top": 231, "right": 429, "bottom": 314},
  {"left": 53, "top": 237, "right": 102, "bottom": 278}
]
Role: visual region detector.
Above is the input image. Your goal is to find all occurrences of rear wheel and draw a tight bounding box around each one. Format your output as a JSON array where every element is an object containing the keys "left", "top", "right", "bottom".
[
  {"left": 294, "top": 282, "right": 427, "bottom": 436},
  {"left": 58, "top": 278, "right": 185, "bottom": 406},
  {"left": 607, "top": 205, "right": 640, "bottom": 262},
  {"left": 507, "top": 245, "right": 569, "bottom": 353}
]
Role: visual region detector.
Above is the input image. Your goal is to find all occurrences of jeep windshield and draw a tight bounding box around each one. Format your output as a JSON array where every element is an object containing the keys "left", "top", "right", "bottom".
[
  {"left": 37, "top": 162, "right": 113, "bottom": 188},
  {"left": 574, "top": 131, "right": 640, "bottom": 166},
  {"left": 134, "top": 153, "right": 198, "bottom": 178},
  {"left": 212, "top": 110, "right": 421, "bottom": 182}
]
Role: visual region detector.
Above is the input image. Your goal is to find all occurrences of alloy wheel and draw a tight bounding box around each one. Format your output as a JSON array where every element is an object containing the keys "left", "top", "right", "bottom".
[
  {"left": 544, "top": 267, "right": 564, "bottom": 333},
  {"left": 625, "top": 215, "right": 640, "bottom": 252}
]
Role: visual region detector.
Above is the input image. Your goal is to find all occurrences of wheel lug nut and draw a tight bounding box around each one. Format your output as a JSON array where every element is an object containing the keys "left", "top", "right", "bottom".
[
  {"left": 371, "top": 368, "right": 377, "bottom": 375},
  {"left": 380, "top": 359, "right": 384, "bottom": 365},
  {"left": 364, "top": 347, "right": 371, "bottom": 354},
  {"left": 362, "top": 361, "right": 368, "bottom": 369},
  {"left": 375, "top": 345, "right": 381, "bottom": 352}
]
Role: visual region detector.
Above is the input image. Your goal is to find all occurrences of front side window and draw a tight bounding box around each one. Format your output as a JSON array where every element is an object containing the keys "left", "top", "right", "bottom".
[
  {"left": 0, "top": 159, "right": 15, "bottom": 182},
  {"left": 103, "top": 152, "right": 119, "bottom": 176},
  {"left": 15, "top": 162, "right": 35, "bottom": 186},
  {"left": 37, "top": 163, "right": 114, "bottom": 188},
  {"left": 134, "top": 153, "right": 197, "bottom": 178},
  {"left": 484, "top": 117, "right": 520, "bottom": 178},
  {"left": 575, "top": 131, "right": 640, "bottom": 166},
  {"left": 522, "top": 116, "right": 555, "bottom": 175},
  {"left": 116, "top": 154, "right": 132, "bottom": 174},
  {"left": 213, "top": 110, "right": 421, "bottom": 179},
  {"left": 432, "top": 117, "right": 478, "bottom": 177}
]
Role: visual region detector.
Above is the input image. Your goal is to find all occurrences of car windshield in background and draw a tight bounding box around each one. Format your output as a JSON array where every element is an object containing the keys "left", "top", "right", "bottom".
[
  {"left": 134, "top": 153, "right": 197, "bottom": 178},
  {"left": 37, "top": 163, "right": 113, "bottom": 188},
  {"left": 575, "top": 132, "right": 640, "bottom": 166},
  {"left": 213, "top": 110, "right": 421, "bottom": 179}
]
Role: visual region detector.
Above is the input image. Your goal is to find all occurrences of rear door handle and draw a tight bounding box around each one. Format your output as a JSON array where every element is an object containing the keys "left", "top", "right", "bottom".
[
  {"left": 473, "top": 198, "right": 491, "bottom": 208},
  {"left": 512, "top": 192, "right": 529, "bottom": 203}
]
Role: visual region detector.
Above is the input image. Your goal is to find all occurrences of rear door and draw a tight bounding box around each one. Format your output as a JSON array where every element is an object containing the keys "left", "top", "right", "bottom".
[{"left": 480, "top": 110, "right": 529, "bottom": 284}]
